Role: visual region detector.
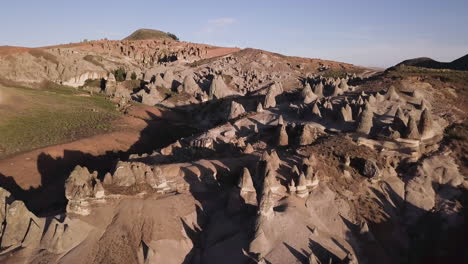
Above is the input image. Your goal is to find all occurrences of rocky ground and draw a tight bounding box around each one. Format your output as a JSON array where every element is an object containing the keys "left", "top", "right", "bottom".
[{"left": 0, "top": 32, "right": 467, "bottom": 264}]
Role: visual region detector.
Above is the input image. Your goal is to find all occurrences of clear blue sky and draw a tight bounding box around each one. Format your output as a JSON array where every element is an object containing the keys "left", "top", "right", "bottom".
[{"left": 1, "top": 0, "right": 467, "bottom": 67}]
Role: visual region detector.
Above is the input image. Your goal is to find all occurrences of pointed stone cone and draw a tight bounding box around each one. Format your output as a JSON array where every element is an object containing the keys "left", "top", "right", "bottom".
[
  {"left": 325, "top": 101, "right": 334, "bottom": 111},
  {"left": 269, "top": 150, "right": 281, "bottom": 171},
  {"left": 261, "top": 151, "right": 271, "bottom": 162},
  {"left": 305, "top": 164, "right": 314, "bottom": 180},
  {"left": 356, "top": 106, "right": 374, "bottom": 135},
  {"left": 393, "top": 107, "right": 407, "bottom": 134},
  {"left": 420, "top": 99, "right": 429, "bottom": 110},
  {"left": 265, "top": 165, "right": 281, "bottom": 192},
  {"left": 361, "top": 91, "right": 367, "bottom": 97},
  {"left": 312, "top": 103, "right": 322, "bottom": 118},
  {"left": 357, "top": 96, "right": 364, "bottom": 105},
  {"left": 258, "top": 186, "right": 274, "bottom": 216},
  {"left": 264, "top": 89, "right": 276, "bottom": 108},
  {"left": 256, "top": 102, "right": 264, "bottom": 113},
  {"left": 182, "top": 74, "right": 200, "bottom": 95},
  {"left": 344, "top": 155, "right": 351, "bottom": 166},
  {"left": 306, "top": 153, "right": 318, "bottom": 167},
  {"left": 340, "top": 103, "right": 353, "bottom": 122},
  {"left": 277, "top": 125, "right": 289, "bottom": 146},
  {"left": 93, "top": 180, "right": 105, "bottom": 198},
  {"left": 419, "top": 108, "right": 434, "bottom": 138},
  {"left": 228, "top": 101, "right": 246, "bottom": 119},
  {"left": 405, "top": 115, "right": 420, "bottom": 139},
  {"left": 239, "top": 168, "right": 256, "bottom": 193},
  {"left": 302, "top": 82, "right": 313, "bottom": 97},
  {"left": 296, "top": 173, "right": 309, "bottom": 198},
  {"left": 291, "top": 165, "right": 300, "bottom": 177},
  {"left": 308, "top": 251, "right": 321, "bottom": 264},
  {"left": 288, "top": 178, "right": 296, "bottom": 193},
  {"left": 103, "top": 172, "right": 113, "bottom": 185},
  {"left": 244, "top": 143, "right": 254, "bottom": 154},
  {"left": 386, "top": 86, "right": 400, "bottom": 100},
  {"left": 338, "top": 79, "right": 349, "bottom": 91},
  {"left": 278, "top": 115, "right": 284, "bottom": 126},
  {"left": 368, "top": 94, "right": 376, "bottom": 105},
  {"left": 303, "top": 89, "right": 318, "bottom": 104},
  {"left": 355, "top": 106, "right": 363, "bottom": 120},
  {"left": 314, "top": 82, "right": 324, "bottom": 97},
  {"left": 375, "top": 92, "right": 385, "bottom": 102},
  {"left": 332, "top": 85, "right": 343, "bottom": 96}
]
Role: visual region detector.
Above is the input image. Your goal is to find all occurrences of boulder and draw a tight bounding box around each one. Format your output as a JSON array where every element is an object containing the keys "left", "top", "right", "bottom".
[
  {"left": 181, "top": 74, "right": 200, "bottom": 95},
  {"left": 65, "top": 166, "right": 97, "bottom": 201},
  {"left": 362, "top": 159, "right": 380, "bottom": 178},
  {"left": 113, "top": 161, "right": 136, "bottom": 187}
]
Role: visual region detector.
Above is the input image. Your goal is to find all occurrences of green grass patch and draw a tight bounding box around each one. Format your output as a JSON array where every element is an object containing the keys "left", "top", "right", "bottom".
[
  {"left": 0, "top": 84, "right": 120, "bottom": 158},
  {"left": 387, "top": 65, "right": 468, "bottom": 87}
]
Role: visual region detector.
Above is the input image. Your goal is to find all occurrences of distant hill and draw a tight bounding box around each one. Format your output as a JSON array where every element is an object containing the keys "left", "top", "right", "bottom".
[
  {"left": 123, "top": 29, "right": 179, "bottom": 41},
  {"left": 395, "top": 54, "right": 468, "bottom": 71}
]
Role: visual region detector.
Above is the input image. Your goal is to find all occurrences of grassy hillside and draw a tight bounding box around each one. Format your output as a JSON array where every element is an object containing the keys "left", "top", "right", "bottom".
[
  {"left": 124, "top": 29, "right": 178, "bottom": 41},
  {"left": 395, "top": 54, "right": 468, "bottom": 71},
  {"left": 0, "top": 83, "right": 120, "bottom": 158}
]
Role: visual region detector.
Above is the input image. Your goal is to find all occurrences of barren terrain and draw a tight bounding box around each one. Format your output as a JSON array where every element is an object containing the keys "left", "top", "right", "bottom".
[{"left": 0, "top": 29, "right": 467, "bottom": 264}]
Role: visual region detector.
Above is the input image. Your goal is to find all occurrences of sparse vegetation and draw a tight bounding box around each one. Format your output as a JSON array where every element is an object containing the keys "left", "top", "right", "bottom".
[
  {"left": 166, "top": 32, "right": 179, "bottom": 41},
  {"left": 387, "top": 65, "right": 468, "bottom": 87},
  {"left": 28, "top": 49, "right": 59, "bottom": 65},
  {"left": 83, "top": 55, "right": 105, "bottom": 68},
  {"left": 113, "top": 67, "right": 127, "bottom": 82},
  {"left": 131, "top": 71, "right": 137, "bottom": 80},
  {"left": 124, "top": 29, "right": 178, "bottom": 41}
]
